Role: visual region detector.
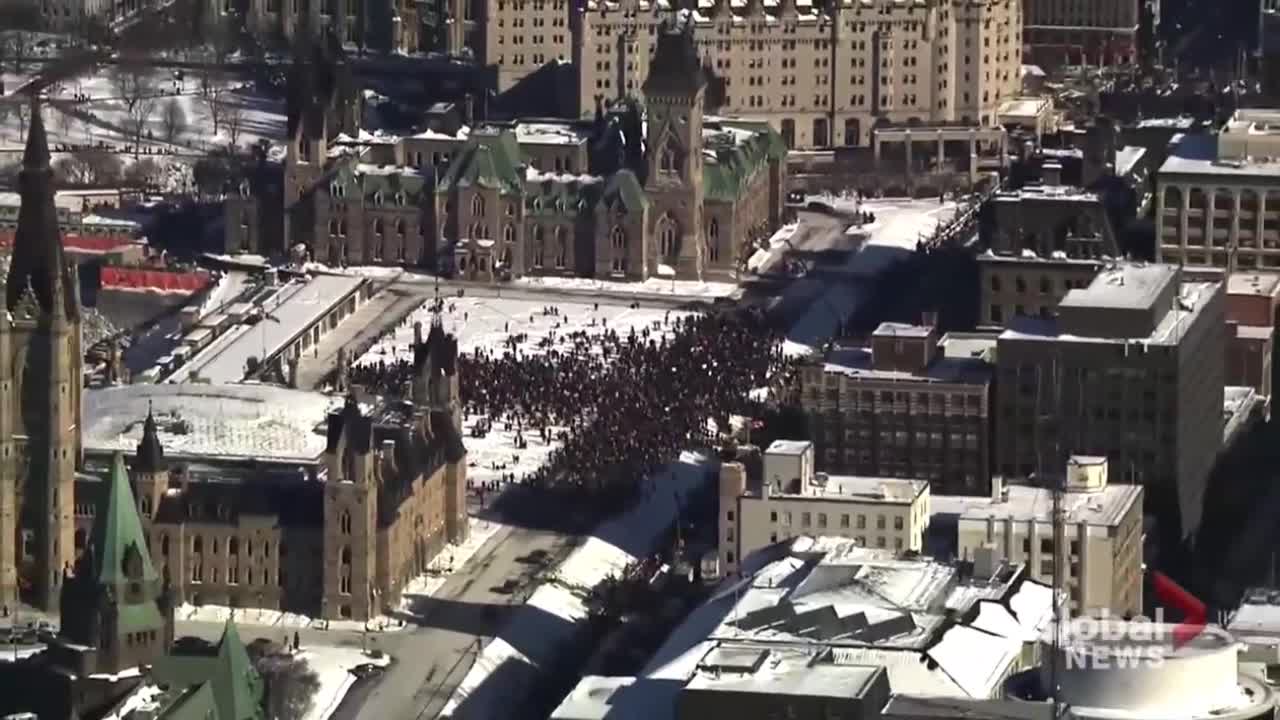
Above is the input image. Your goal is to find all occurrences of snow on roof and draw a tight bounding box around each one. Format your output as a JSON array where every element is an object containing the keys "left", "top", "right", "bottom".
[
  {"left": 170, "top": 275, "right": 365, "bottom": 385},
  {"left": 408, "top": 126, "right": 471, "bottom": 141},
  {"left": 0, "top": 190, "right": 85, "bottom": 213},
  {"left": 83, "top": 384, "right": 338, "bottom": 464},
  {"left": 929, "top": 483, "right": 1143, "bottom": 528},
  {"left": 101, "top": 684, "right": 165, "bottom": 720},
  {"left": 524, "top": 166, "right": 603, "bottom": 185},
  {"left": 440, "top": 452, "right": 713, "bottom": 718},
  {"left": 514, "top": 121, "right": 590, "bottom": 146}
]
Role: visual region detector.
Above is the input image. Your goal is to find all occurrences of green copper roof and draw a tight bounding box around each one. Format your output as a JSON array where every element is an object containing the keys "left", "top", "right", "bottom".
[
  {"left": 118, "top": 602, "right": 165, "bottom": 633},
  {"left": 596, "top": 169, "right": 647, "bottom": 212},
  {"left": 212, "top": 620, "right": 264, "bottom": 720},
  {"left": 92, "top": 452, "right": 159, "bottom": 588},
  {"left": 437, "top": 131, "right": 525, "bottom": 195},
  {"left": 702, "top": 121, "right": 787, "bottom": 203}
]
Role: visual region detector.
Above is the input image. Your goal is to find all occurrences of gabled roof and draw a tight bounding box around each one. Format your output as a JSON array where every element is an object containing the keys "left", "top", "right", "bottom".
[
  {"left": 91, "top": 452, "right": 159, "bottom": 587},
  {"left": 596, "top": 169, "right": 648, "bottom": 213},
  {"left": 643, "top": 16, "right": 707, "bottom": 96},
  {"left": 437, "top": 131, "right": 525, "bottom": 195},
  {"left": 211, "top": 621, "right": 263, "bottom": 720},
  {"left": 702, "top": 122, "right": 786, "bottom": 202}
]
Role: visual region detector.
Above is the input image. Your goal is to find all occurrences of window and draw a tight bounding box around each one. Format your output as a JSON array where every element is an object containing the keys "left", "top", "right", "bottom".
[
  {"left": 857, "top": 515, "right": 866, "bottom": 529},
  {"left": 877, "top": 515, "right": 886, "bottom": 530},
  {"left": 726, "top": 528, "right": 734, "bottom": 541},
  {"left": 471, "top": 195, "right": 485, "bottom": 217},
  {"left": 894, "top": 516, "right": 904, "bottom": 530},
  {"left": 726, "top": 511, "right": 735, "bottom": 522},
  {"left": 840, "top": 514, "right": 850, "bottom": 528},
  {"left": 817, "top": 513, "right": 827, "bottom": 528},
  {"left": 659, "top": 217, "right": 679, "bottom": 258},
  {"left": 230, "top": 538, "right": 239, "bottom": 555},
  {"left": 504, "top": 224, "right": 515, "bottom": 244},
  {"left": 706, "top": 218, "right": 720, "bottom": 262},
  {"left": 610, "top": 226, "right": 627, "bottom": 272},
  {"left": 531, "top": 226, "right": 545, "bottom": 267},
  {"left": 801, "top": 512, "right": 811, "bottom": 527},
  {"left": 660, "top": 143, "right": 678, "bottom": 173},
  {"left": 770, "top": 511, "right": 778, "bottom": 523},
  {"left": 340, "top": 510, "right": 352, "bottom": 534},
  {"left": 726, "top": 551, "right": 735, "bottom": 564}
]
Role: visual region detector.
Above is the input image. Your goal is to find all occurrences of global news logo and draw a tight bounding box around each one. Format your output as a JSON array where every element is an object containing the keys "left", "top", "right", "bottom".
[{"left": 1058, "top": 571, "right": 1207, "bottom": 671}]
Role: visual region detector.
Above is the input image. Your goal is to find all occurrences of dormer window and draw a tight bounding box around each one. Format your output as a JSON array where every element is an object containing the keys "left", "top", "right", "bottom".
[
  {"left": 533, "top": 198, "right": 542, "bottom": 212},
  {"left": 374, "top": 191, "right": 384, "bottom": 205},
  {"left": 506, "top": 203, "right": 516, "bottom": 217},
  {"left": 240, "top": 181, "right": 250, "bottom": 198},
  {"left": 471, "top": 195, "right": 485, "bottom": 217},
  {"left": 395, "top": 192, "right": 405, "bottom": 206},
  {"left": 661, "top": 145, "right": 678, "bottom": 173}
]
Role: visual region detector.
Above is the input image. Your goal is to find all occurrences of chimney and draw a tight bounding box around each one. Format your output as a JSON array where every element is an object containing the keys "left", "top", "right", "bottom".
[
  {"left": 974, "top": 542, "right": 1002, "bottom": 580},
  {"left": 921, "top": 311, "right": 938, "bottom": 329}
]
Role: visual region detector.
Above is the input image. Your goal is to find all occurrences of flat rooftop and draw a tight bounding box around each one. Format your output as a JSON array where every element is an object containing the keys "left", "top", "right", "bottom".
[
  {"left": 1228, "top": 272, "right": 1280, "bottom": 298},
  {"left": 929, "top": 483, "right": 1142, "bottom": 528},
  {"left": 1001, "top": 280, "right": 1217, "bottom": 346},
  {"left": 1229, "top": 588, "right": 1280, "bottom": 636},
  {"left": 684, "top": 646, "right": 882, "bottom": 699},
  {"left": 766, "top": 439, "right": 812, "bottom": 455},
  {"left": 513, "top": 120, "right": 591, "bottom": 146},
  {"left": 978, "top": 248, "right": 1104, "bottom": 266},
  {"left": 764, "top": 475, "right": 928, "bottom": 504},
  {"left": 169, "top": 274, "right": 365, "bottom": 384},
  {"left": 873, "top": 322, "right": 933, "bottom": 338},
  {"left": 1059, "top": 262, "right": 1176, "bottom": 311},
  {"left": 83, "top": 384, "right": 338, "bottom": 465},
  {"left": 819, "top": 346, "right": 992, "bottom": 386},
  {"left": 1160, "top": 133, "right": 1280, "bottom": 178}
]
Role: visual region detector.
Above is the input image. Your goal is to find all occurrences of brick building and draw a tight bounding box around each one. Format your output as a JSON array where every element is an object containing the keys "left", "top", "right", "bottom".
[{"left": 795, "top": 319, "right": 993, "bottom": 496}]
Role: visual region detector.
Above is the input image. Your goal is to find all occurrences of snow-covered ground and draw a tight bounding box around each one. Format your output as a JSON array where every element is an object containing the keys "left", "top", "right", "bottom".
[
  {"left": 356, "top": 295, "right": 692, "bottom": 367},
  {"left": 439, "top": 451, "right": 714, "bottom": 718},
  {"left": 513, "top": 274, "right": 739, "bottom": 299},
  {"left": 297, "top": 644, "right": 393, "bottom": 720},
  {"left": 844, "top": 197, "right": 959, "bottom": 253},
  {"left": 1, "top": 65, "right": 285, "bottom": 192}
]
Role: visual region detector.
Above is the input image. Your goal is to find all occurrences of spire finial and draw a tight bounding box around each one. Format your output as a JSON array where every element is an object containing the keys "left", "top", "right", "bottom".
[{"left": 431, "top": 276, "right": 443, "bottom": 328}]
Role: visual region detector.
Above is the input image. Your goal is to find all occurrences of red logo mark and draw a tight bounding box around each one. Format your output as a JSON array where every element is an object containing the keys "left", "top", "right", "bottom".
[{"left": 1152, "top": 571, "right": 1207, "bottom": 648}]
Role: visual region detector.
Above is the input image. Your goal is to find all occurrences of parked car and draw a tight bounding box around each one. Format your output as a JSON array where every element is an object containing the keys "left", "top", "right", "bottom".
[{"left": 350, "top": 663, "right": 385, "bottom": 679}]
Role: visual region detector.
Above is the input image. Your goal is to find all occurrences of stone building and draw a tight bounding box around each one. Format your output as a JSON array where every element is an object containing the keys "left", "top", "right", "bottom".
[
  {"left": 1157, "top": 110, "right": 1280, "bottom": 273},
  {"left": 0, "top": 102, "right": 83, "bottom": 612},
  {"left": 1022, "top": 0, "right": 1142, "bottom": 69},
  {"left": 240, "top": 0, "right": 419, "bottom": 53},
  {"left": 72, "top": 321, "right": 468, "bottom": 621},
  {"left": 794, "top": 319, "right": 994, "bottom": 496},
  {"left": 264, "top": 19, "right": 787, "bottom": 282},
  {"left": 449, "top": 0, "right": 1023, "bottom": 149}
]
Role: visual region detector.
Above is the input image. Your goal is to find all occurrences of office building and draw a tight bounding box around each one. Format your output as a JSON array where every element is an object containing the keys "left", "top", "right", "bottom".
[
  {"left": 1022, "top": 0, "right": 1142, "bottom": 68},
  {"left": 1157, "top": 110, "right": 1280, "bottom": 273},
  {"left": 994, "top": 262, "right": 1225, "bottom": 546},
  {"left": 795, "top": 320, "right": 993, "bottom": 495},
  {"left": 717, "top": 440, "right": 931, "bottom": 575},
  {"left": 931, "top": 456, "right": 1144, "bottom": 616}
]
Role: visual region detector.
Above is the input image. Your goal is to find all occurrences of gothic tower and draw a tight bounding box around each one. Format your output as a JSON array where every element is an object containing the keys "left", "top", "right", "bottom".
[
  {"left": 0, "top": 99, "right": 82, "bottom": 611},
  {"left": 56, "top": 452, "right": 172, "bottom": 676},
  {"left": 642, "top": 17, "right": 708, "bottom": 280}
]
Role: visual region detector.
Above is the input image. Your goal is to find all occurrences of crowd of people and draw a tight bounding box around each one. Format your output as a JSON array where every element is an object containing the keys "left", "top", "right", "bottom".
[{"left": 350, "top": 303, "right": 787, "bottom": 505}]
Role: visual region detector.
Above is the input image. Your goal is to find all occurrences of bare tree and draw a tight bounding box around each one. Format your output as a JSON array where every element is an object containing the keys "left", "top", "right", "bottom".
[
  {"left": 254, "top": 653, "right": 320, "bottom": 720},
  {"left": 54, "top": 148, "right": 122, "bottom": 185},
  {"left": 125, "top": 157, "right": 164, "bottom": 187},
  {"left": 203, "top": 77, "right": 228, "bottom": 138},
  {"left": 161, "top": 98, "right": 187, "bottom": 144},
  {"left": 0, "top": 0, "right": 41, "bottom": 72},
  {"left": 111, "top": 56, "right": 156, "bottom": 117},
  {"left": 225, "top": 101, "right": 246, "bottom": 148},
  {"left": 125, "top": 96, "right": 159, "bottom": 158}
]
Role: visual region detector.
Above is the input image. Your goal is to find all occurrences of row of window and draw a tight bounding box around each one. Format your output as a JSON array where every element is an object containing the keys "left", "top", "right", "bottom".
[{"left": 760, "top": 509, "right": 905, "bottom": 531}]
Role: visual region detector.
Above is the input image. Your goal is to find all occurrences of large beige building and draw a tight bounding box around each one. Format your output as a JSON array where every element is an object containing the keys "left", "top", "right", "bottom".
[
  {"left": 1157, "top": 110, "right": 1280, "bottom": 273},
  {"left": 933, "top": 457, "right": 1144, "bottom": 617},
  {"left": 717, "top": 440, "right": 932, "bottom": 575},
  {"left": 466, "top": 0, "right": 1022, "bottom": 149}
]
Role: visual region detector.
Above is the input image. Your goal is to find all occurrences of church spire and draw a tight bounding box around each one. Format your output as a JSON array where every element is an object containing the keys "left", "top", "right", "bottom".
[
  {"left": 6, "top": 96, "right": 73, "bottom": 318},
  {"left": 90, "top": 452, "right": 159, "bottom": 588},
  {"left": 135, "top": 403, "right": 167, "bottom": 474}
]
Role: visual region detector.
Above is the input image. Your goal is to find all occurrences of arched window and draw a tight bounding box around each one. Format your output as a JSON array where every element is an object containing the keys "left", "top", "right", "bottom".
[
  {"left": 141, "top": 496, "right": 152, "bottom": 516},
  {"left": 661, "top": 143, "right": 678, "bottom": 173},
  {"left": 532, "top": 226, "right": 545, "bottom": 268},
  {"left": 396, "top": 218, "right": 405, "bottom": 236},
  {"left": 193, "top": 536, "right": 203, "bottom": 554},
  {"left": 471, "top": 195, "right": 485, "bottom": 217},
  {"left": 328, "top": 219, "right": 338, "bottom": 236},
  {"left": 161, "top": 535, "right": 169, "bottom": 556},
  {"left": 338, "top": 220, "right": 347, "bottom": 237},
  {"left": 230, "top": 538, "right": 239, "bottom": 555},
  {"left": 341, "top": 546, "right": 352, "bottom": 564},
  {"left": 554, "top": 226, "right": 568, "bottom": 268},
  {"left": 706, "top": 219, "right": 720, "bottom": 262},
  {"left": 501, "top": 247, "right": 512, "bottom": 266},
  {"left": 503, "top": 224, "right": 515, "bottom": 244},
  {"left": 610, "top": 226, "right": 627, "bottom": 272},
  {"left": 659, "top": 216, "right": 679, "bottom": 258},
  {"left": 374, "top": 218, "right": 384, "bottom": 237},
  {"left": 506, "top": 203, "right": 516, "bottom": 216},
  {"left": 340, "top": 510, "right": 352, "bottom": 534}
]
